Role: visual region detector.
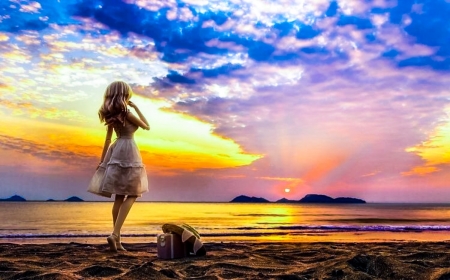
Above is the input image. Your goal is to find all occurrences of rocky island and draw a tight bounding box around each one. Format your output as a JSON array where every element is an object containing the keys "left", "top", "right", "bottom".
[
  {"left": 231, "top": 194, "right": 366, "bottom": 204},
  {"left": 0, "top": 195, "right": 85, "bottom": 202},
  {"left": 230, "top": 195, "right": 269, "bottom": 203},
  {"left": 64, "top": 196, "right": 84, "bottom": 202},
  {"left": 0, "top": 195, "right": 26, "bottom": 202}
]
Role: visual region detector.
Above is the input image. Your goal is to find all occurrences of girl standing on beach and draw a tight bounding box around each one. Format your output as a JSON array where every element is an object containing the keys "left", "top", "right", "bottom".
[{"left": 88, "top": 81, "right": 150, "bottom": 252}]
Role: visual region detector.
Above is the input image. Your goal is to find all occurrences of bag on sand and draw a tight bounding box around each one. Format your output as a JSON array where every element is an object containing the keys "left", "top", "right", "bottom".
[
  {"left": 161, "top": 223, "right": 206, "bottom": 256},
  {"left": 156, "top": 233, "right": 187, "bottom": 259}
]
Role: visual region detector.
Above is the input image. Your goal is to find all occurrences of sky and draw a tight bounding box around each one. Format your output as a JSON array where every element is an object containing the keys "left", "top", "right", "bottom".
[{"left": 1, "top": 0, "right": 450, "bottom": 202}]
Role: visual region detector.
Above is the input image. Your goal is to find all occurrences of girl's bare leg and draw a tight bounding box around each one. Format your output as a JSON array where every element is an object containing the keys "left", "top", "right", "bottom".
[
  {"left": 107, "top": 195, "right": 137, "bottom": 251},
  {"left": 112, "top": 195, "right": 125, "bottom": 250},
  {"left": 113, "top": 195, "right": 125, "bottom": 225}
]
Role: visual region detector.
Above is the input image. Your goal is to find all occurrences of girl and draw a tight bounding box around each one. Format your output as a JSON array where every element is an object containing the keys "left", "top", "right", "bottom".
[{"left": 88, "top": 81, "right": 150, "bottom": 252}]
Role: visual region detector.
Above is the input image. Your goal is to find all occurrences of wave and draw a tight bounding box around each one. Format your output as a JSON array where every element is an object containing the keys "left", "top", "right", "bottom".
[
  {"left": 0, "top": 233, "right": 288, "bottom": 238},
  {"left": 1, "top": 225, "right": 450, "bottom": 239},
  {"left": 317, "top": 218, "right": 450, "bottom": 223},
  {"left": 237, "top": 225, "right": 450, "bottom": 232}
]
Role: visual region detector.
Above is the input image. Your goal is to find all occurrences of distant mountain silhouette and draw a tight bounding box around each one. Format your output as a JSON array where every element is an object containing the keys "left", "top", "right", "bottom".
[
  {"left": 46, "top": 199, "right": 56, "bottom": 202},
  {"left": 333, "top": 197, "right": 366, "bottom": 204},
  {"left": 276, "top": 198, "right": 293, "bottom": 203},
  {"left": 298, "top": 194, "right": 365, "bottom": 203},
  {"left": 0, "top": 195, "right": 26, "bottom": 202},
  {"left": 230, "top": 195, "right": 269, "bottom": 203},
  {"left": 299, "top": 194, "right": 335, "bottom": 203},
  {"left": 64, "top": 196, "right": 84, "bottom": 202},
  {"left": 233, "top": 194, "right": 366, "bottom": 204}
]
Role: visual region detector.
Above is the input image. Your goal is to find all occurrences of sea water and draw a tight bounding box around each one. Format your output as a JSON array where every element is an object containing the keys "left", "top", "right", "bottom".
[{"left": 1, "top": 202, "right": 450, "bottom": 243}]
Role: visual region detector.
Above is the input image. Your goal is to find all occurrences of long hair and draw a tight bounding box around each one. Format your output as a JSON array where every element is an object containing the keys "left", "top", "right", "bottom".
[{"left": 98, "top": 81, "right": 133, "bottom": 125}]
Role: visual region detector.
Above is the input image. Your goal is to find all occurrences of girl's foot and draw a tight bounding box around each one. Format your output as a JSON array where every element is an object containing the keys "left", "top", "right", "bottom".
[
  {"left": 115, "top": 234, "right": 126, "bottom": 251},
  {"left": 107, "top": 234, "right": 118, "bottom": 252},
  {"left": 116, "top": 242, "right": 127, "bottom": 251}
]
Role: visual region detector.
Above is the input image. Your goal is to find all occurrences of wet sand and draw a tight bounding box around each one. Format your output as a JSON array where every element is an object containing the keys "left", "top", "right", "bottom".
[{"left": 1, "top": 241, "right": 450, "bottom": 279}]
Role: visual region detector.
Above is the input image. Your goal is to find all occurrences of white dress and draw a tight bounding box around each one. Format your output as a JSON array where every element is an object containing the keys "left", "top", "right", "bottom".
[{"left": 88, "top": 117, "right": 149, "bottom": 198}]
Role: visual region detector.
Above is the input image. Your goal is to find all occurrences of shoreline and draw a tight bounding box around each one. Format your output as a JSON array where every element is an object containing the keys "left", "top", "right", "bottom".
[
  {"left": 2, "top": 231, "right": 450, "bottom": 244},
  {"left": 1, "top": 241, "right": 450, "bottom": 279}
]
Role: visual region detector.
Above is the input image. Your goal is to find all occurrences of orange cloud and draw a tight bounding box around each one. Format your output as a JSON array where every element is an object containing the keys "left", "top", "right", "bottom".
[
  {"left": 0, "top": 134, "right": 97, "bottom": 175},
  {"left": 404, "top": 112, "right": 450, "bottom": 176},
  {"left": 402, "top": 166, "right": 438, "bottom": 176},
  {"left": 256, "top": 176, "right": 304, "bottom": 183},
  {"left": 0, "top": 94, "right": 262, "bottom": 176},
  {"left": 0, "top": 83, "right": 15, "bottom": 93}
]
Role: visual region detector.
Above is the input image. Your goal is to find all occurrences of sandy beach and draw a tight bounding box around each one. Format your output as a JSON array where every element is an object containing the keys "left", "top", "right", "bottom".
[{"left": 1, "top": 241, "right": 450, "bottom": 279}]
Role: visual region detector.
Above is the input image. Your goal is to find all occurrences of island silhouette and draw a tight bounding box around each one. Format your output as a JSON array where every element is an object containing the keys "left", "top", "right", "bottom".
[
  {"left": 0, "top": 194, "right": 364, "bottom": 203},
  {"left": 0, "top": 195, "right": 84, "bottom": 202},
  {"left": 231, "top": 194, "right": 366, "bottom": 204},
  {"left": 0, "top": 195, "right": 26, "bottom": 202}
]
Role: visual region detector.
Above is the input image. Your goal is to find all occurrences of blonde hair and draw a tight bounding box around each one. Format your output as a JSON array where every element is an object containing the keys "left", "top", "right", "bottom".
[{"left": 98, "top": 81, "right": 133, "bottom": 125}]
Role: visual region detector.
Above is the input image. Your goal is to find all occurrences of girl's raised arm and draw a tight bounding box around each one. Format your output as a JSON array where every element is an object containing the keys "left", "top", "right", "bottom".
[{"left": 127, "top": 101, "right": 150, "bottom": 130}]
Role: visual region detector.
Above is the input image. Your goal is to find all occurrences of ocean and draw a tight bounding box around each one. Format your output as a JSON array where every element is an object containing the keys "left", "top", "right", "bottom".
[{"left": 1, "top": 202, "right": 450, "bottom": 243}]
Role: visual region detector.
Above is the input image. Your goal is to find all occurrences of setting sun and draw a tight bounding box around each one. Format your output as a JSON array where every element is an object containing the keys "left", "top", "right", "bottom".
[{"left": 284, "top": 188, "right": 290, "bottom": 193}]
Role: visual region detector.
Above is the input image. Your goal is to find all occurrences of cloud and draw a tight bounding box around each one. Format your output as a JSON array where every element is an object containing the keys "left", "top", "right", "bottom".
[
  {"left": 0, "top": 22, "right": 168, "bottom": 111},
  {"left": 403, "top": 114, "right": 450, "bottom": 176},
  {"left": 3, "top": 0, "right": 450, "bottom": 70},
  {"left": 0, "top": 134, "right": 90, "bottom": 161},
  {"left": 0, "top": 134, "right": 97, "bottom": 175},
  {"left": 0, "top": 98, "right": 89, "bottom": 122},
  {"left": 0, "top": 0, "right": 77, "bottom": 33},
  {"left": 127, "top": 3, "right": 450, "bottom": 196},
  {"left": 19, "top": 1, "right": 42, "bottom": 13},
  {"left": 402, "top": 166, "right": 438, "bottom": 176},
  {"left": 65, "top": 0, "right": 344, "bottom": 64},
  {"left": 2, "top": 0, "right": 450, "bottom": 201},
  {"left": 166, "top": 70, "right": 196, "bottom": 84}
]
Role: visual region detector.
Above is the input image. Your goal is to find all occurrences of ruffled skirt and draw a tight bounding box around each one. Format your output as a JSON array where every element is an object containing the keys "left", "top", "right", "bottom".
[{"left": 88, "top": 138, "right": 149, "bottom": 198}]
